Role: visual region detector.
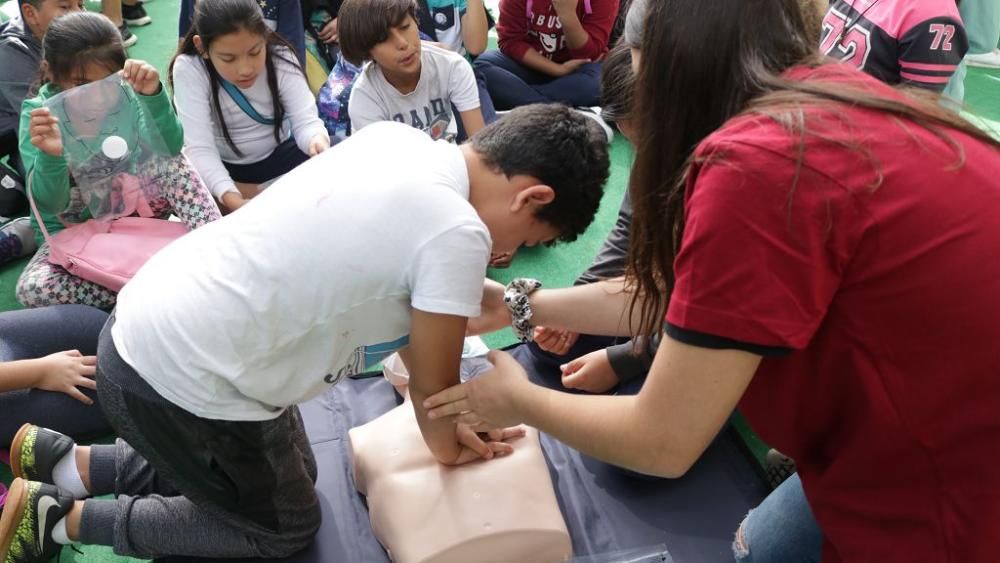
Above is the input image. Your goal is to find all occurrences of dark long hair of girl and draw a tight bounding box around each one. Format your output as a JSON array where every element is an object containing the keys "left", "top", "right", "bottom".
[
  {"left": 626, "top": 0, "right": 1000, "bottom": 341},
  {"left": 169, "top": 0, "right": 303, "bottom": 157}
]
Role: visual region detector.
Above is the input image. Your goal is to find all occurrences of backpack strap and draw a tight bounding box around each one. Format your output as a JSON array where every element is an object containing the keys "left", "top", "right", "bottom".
[{"left": 219, "top": 78, "right": 275, "bottom": 126}]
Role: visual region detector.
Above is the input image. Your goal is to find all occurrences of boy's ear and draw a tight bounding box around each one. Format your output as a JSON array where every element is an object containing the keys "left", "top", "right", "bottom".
[
  {"left": 193, "top": 35, "right": 207, "bottom": 57},
  {"left": 20, "top": 2, "right": 39, "bottom": 28},
  {"left": 511, "top": 184, "right": 555, "bottom": 212}
]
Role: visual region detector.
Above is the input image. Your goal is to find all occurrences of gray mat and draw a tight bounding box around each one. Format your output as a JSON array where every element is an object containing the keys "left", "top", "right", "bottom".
[{"left": 168, "top": 343, "right": 769, "bottom": 563}]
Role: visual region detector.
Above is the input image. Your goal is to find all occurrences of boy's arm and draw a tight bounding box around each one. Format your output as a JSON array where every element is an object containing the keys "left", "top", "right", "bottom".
[
  {"left": 450, "top": 57, "right": 486, "bottom": 136},
  {"left": 399, "top": 310, "right": 468, "bottom": 464},
  {"left": 137, "top": 85, "right": 185, "bottom": 155},
  {"left": 460, "top": 0, "right": 489, "bottom": 56}
]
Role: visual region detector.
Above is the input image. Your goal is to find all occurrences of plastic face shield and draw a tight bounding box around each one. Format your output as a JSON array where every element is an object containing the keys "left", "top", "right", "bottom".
[{"left": 43, "top": 73, "right": 173, "bottom": 219}]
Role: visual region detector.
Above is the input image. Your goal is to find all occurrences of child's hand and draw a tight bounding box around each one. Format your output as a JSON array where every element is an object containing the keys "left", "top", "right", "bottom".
[
  {"left": 34, "top": 350, "right": 98, "bottom": 405},
  {"left": 319, "top": 17, "right": 338, "bottom": 44},
  {"left": 561, "top": 349, "right": 619, "bottom": 393},
  {"left": 554, "top": 58, "right": 591, "bottom": 76},
  {"left": 221, "top": 191, "right": 247, "bottom": 212},
  {"left": 28, "top": 108, "right": 64, "bottom": 157},
  {"left": 308, "top": 133, "right": 331, "bottom": 157},
  {"left": 122, "top": 59, "right": 162, "bottom": 96},
  {"left": 450, "top": 423, "right": 525, "bottom": 465},
  {"left": 533, "top": 327, "right": 579, "bottom": 355}
]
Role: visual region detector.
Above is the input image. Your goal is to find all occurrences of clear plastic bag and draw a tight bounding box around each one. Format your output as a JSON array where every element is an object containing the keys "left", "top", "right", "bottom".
[{"left": 42, "top": 73, "right": 174, "bottom": 220}]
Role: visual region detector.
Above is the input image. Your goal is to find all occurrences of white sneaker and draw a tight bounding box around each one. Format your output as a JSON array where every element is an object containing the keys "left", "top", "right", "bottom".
[
  {"left": 573, "top": 107, "right": 614, "bottom": 143},
  {"left": 966, "top": 49, "right": 1000, "bottom": 69}
]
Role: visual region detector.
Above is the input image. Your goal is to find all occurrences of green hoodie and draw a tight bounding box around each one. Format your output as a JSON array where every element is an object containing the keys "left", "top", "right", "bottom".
[{"left": 19, "top": 81, "right": 184, "bottom": 245}]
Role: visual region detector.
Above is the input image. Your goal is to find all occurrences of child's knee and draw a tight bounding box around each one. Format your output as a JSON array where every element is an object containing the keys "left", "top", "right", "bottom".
[{"left": 732, "top": 511, "right": 752, "bottom": 562}]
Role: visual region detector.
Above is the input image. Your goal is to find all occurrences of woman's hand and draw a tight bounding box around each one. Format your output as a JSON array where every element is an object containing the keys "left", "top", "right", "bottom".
[
  {"left": 448, "top": 424, "right": 527, "bottom": 465},
  {"left": 308, "top": 133, "right": 331, "bottom": 156},
  {"left": 122, "top": 59, "right": 162, "bottom": 96},
  {"left": 318, "top": 17, "right": 338, "bottom": 44},
  {"left": 28, "top": 108, "right": 64, "bottom": 157},
  {"left": 34, "top": 350, "right": 97, "bottom": 405},
  {"left": 425, "top": 350, "right": 534, "bottom": 429},
  {"left": 533, "top": 326, "right": 579, "bottom": 355},
  {"left": 561, "top": 349, "right": 619, "bottom": 393}
]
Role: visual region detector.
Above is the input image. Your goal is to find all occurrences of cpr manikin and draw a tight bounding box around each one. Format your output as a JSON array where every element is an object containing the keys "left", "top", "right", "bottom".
[{"left": 349, "top": 347, "right": 572, "bottom": 563}]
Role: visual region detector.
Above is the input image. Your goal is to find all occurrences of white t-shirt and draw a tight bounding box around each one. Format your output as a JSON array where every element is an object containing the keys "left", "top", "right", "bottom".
[
  {"left": 172, "top": 48, "right": 329, "bottom": 198},
  {"left": 348, "top": 42, "right": 480, "bottom": 140},
  {"left": 111, "top": 122, "right": 492, "bottom": 421}
]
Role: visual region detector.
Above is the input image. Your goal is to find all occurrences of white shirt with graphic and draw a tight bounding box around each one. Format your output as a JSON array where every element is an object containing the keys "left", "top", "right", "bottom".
[
  {"left": 111, "top": 122, "right": 491, "bottom": 421},
  {"left": 348, "top": 42, "right": 480, "bottom": 140}
]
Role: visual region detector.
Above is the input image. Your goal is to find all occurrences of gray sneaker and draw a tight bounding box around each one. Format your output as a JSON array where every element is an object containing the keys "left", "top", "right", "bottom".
[
  {"left": 0, "top": 217, "right": 36, "bottom": 262},
  {"left": 118, "top": 22, "right": 138, "bottom": 48}
]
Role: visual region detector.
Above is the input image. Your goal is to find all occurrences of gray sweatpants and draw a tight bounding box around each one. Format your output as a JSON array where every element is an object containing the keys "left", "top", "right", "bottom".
[{"left": 80, "top": 316, "right": 321, "bottom": 559}]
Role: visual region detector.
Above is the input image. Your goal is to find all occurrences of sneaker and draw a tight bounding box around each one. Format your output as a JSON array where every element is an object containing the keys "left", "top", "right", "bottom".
[
  {"left": 121, "top": 2, "right": 151, "bottom": 26},
  {"left": 118, "top": 23, "right": 138, "bottom": 48},
  {"left": 764, "top": 448, "right": 797, "bottom": 489},
  {"left": 10, "top": 424, "right": 74, "bottom": 485},
  {"left": 573, "top": 107, "right": 614, "bottom": 143},
  {"left": 0, "top": 479, "right": 74, "bottom": 563},
  {"left": 0, "top": 218, "right": 36, "bottom": 263},
  {"left": 966, "top": 49, "right": 1000, "bottom": 69}
]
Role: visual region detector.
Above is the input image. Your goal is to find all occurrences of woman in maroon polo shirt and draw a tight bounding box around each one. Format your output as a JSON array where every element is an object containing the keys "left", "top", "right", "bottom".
[{"left": 423, "top": 0, "right": 1000, "bottom": 561}]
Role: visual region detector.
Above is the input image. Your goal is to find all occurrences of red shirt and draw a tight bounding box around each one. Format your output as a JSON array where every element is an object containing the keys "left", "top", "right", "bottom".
[
  {"left": 497, "top": 0, "right": 618, "bottom": 63},
  {"left": 666, "top": 65, "right": 1000, "bottom": 562}
]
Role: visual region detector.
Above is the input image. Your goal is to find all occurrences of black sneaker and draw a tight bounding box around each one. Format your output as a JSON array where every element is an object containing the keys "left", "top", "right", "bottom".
[
  {"left": 118, "top": 23, "right": 138, "bottom": 48},
  {"left": 0, "top": 479, "right": 74, "bottom": 563},
  {"left": 10, "top": 424, "right": 75, "bottom": 485},
  {"left": 121, "top": 2, "right": 151, "bottom": 26},
  {"left": 764, "top": 448, "right": 797, "bottom": 489}
]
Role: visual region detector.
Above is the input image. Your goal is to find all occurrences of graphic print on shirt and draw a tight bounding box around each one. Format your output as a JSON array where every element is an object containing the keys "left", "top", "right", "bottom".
[
  {"left": 530, "top": 10, "right": 565, "bottom": 57},
  {"left": 392, "top": 97, "right": 452, "bottom": 139},
  {"left": 818, "top": 0, "right": 966, "bottom": 90},
  {"left": 325, "top": 334, "right": 411, "bottom": 384}
]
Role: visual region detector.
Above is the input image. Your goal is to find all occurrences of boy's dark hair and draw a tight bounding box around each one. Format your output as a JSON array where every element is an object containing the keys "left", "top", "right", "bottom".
[
  {"left": 471, "top": 104, "right": 610, "bottom": 243},
  {"left": 169, "top": 0, "right": 302, "bottom": 157},
  {"left": 337, "top": 0, "right": 417, "bottom": 67},
  {"left": 18, "top": 0, "right": 43, "bottom": 8},
  {"left": 42, "top": 12, "right": 126, "bottom": 85},
  {"left": 599, "top": 43, "right": 634, "bottom": 124}
]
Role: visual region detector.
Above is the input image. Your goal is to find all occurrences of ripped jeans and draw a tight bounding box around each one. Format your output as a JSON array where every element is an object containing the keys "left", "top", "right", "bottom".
[{"left": 733, "top": 473, "right": 823, "bottom": 562}]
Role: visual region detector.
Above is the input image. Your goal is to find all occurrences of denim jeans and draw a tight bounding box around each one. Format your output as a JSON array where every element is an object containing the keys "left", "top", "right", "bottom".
[
  {"left": 732, "top": 473, "right": 823, "bottom": 562},
  {"left": 473, "top": 50, "right": 602, "bottom": 110}
]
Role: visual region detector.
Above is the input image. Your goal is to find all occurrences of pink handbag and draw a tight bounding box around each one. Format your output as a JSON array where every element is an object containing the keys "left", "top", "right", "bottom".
[{"left": 27, "top": 173, "right": 189, "bottom": 292}]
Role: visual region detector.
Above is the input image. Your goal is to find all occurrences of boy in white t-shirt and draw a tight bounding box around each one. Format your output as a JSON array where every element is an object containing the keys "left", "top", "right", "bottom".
[
  {"left": 0, "top": 105, "right": 610, "bottom": 562},
  {"left": 339, "top": 0, "right": 486, "bottom": 141}
]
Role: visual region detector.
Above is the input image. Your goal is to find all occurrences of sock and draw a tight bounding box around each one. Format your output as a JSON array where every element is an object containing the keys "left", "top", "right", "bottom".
[
  {"left": 51, "top": 517, "right": 72, "bottom": 545},
  {"left": 53, "top": 446, "right": 90, "bottom": 500}
]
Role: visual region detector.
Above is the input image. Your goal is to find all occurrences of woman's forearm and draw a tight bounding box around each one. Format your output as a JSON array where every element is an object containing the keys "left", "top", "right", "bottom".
[{"left": 531, "top": 278, "right": 648, "bottom": 337}]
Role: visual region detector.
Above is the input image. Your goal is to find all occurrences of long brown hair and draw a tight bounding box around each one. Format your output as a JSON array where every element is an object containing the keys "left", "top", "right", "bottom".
[
  {"left": 626, "top": 0, "right": 1000, "bottom": 341},
  {"left": 168, "top": 0, "right": 302, "bottom": 157}
]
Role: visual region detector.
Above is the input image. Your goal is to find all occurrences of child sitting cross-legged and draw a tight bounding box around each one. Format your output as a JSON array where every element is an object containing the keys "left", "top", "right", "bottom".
[{"left": 338, "top": 0, "right": 487, "bottom": 142}]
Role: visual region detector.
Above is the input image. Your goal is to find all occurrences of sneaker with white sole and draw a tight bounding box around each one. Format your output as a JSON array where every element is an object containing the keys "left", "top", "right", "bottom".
[
  {"left": 0, "top": 479, "right": 74, "bottom": 563},
  {"left": 573, "top": 107, "right": 614, "bottom": 143},
  {"left": 118, "top": 23, "right": 138, "bottom": 48},
  {"left": 121, "top": 2, "right": 151, "bottom": 26},
  {"left": 966, "top": 49, "right": 1000, "bottom": 69},
  {"left": 0, "top": 217, "right": 36, "bottom": 263}
]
